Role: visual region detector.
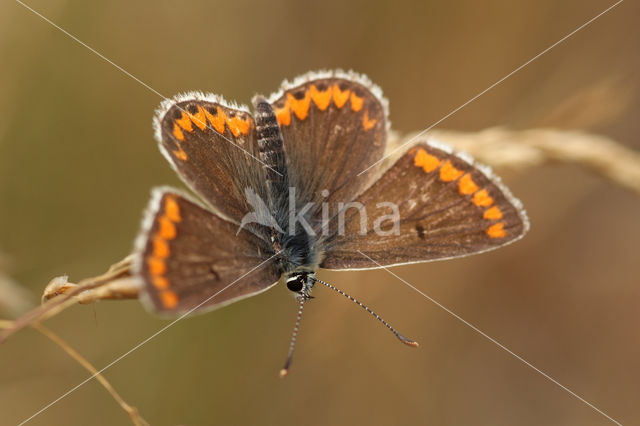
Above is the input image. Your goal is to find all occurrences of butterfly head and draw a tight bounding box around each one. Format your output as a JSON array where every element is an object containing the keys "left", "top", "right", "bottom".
[{"left": 285, "top": 272, "right": 315, "bottom": 300}]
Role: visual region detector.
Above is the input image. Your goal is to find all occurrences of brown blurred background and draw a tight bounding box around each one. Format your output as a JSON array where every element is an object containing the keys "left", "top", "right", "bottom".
[{"left": 1, "top": 0, "right": 639, "bottom": 425}]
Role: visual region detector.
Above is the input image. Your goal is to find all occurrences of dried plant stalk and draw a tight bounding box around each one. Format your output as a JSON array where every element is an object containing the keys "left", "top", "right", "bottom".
[
  {"left": 33, "top": 323, "right": 149, "bottom": 426},
  {"left": 405, "top": 128, "right": 640, "bottom": 195},
  {"left": 0, "top": 256, "right": 139, "bottom": 343}
]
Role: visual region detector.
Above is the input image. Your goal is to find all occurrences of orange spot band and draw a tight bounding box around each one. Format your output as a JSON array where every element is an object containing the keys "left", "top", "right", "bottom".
[
  {"left": 350, "top": 92, "right": 364, "bottom": 111},
  {"left": 275, "top": 105, "right": 291, "bottom": 126},
  {"left": 235, "top": 117, "right": 250, "bottom": 135},
  {"left": 152, "top": 236, "right": 170, "bottom": 258},
  {"left": 147, "top": 256, "right": 166, "bottom": 276},
  {"left": 486, "top": 222, "right": 507, "bottom": 238},
  {"left": 164, "top": 196, "right": 182, "bottom": 222},
  {"left": 172, "top": 145, "right": 188, "bottom": 161},
  {"left": 226, "top": 115, "right": 250, "bottom": 137},
  {"left": 483, "top": 206, "right": 503, "bottom": 220},
  {"left": 188, "top": 106, "right": 207, "bottom": 130},
  {"left": 172, "top": 123, "right": 185, "bottom": 141},
  {"left": 310, "top": 84, "right": 332, "bottom": 111},
  {"left": 160, "top": 290, "right": 179, "bottom": 309},
  {"left": 204, "top": 107, "right": 227, "bottom": 134},
  {"left": 362, "top": 110, "right": 377, "bottom": 130},
  {"left": 332, "top": 84, "right": 350, "bottom": 108},
  {"left": 158, "top": 217, "right": 177, "bottom": 240},
  {"left": 152, "top": 276, "right": 170, "bottom": 290},
  {"left": 439, "top": 160, "right": 464, "bottom": 182},
  {"left": 458, "top": 174, "right": 478, "bottom": 195},
  {"left": 414, "top": 148, "right": 441, "bottom": 173},
  {"left": 288, "top": 92, "right": 311, "bottom": 121},
  {"left": 176, "top": 111, "right": 193, "bottom": 132},
  {"left": 473, "top": 189, "right": 494, "bottom": 207}
]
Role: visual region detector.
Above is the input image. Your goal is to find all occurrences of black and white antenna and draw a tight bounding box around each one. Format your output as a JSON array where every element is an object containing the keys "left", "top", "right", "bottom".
[
  {"left": 279, "top": 276, "right": 418, "bottom": 377},
  {"left": 280, "top": 296, "right": 306, "bottom": 377},
  {"left": 312, "top": 277, "right": 419, "bottom": 347}
]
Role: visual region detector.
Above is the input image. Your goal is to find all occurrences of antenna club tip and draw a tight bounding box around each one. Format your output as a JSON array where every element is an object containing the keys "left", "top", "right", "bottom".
[
  {"left": 397, "top": 333, "right": 419, "bottom": 347},
  {"left": 401, "top": 339, "right": 419, "bottom": 347},
  {"left": 279, "top": 368, "right": 289, "bottom": 378}
]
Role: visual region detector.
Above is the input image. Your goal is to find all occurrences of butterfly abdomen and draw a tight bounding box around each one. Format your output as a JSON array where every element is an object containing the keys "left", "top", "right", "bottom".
[
  {"left": 253, "top": 95, "right": 290, "bottom": 227},
  {"left": 253, "top": 96, "right": 288, "bottom": 183}
]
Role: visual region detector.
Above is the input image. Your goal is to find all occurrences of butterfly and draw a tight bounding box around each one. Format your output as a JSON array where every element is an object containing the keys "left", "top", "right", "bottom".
[{"left": 134, "top": 70, "right": 529, "bottom": 375}]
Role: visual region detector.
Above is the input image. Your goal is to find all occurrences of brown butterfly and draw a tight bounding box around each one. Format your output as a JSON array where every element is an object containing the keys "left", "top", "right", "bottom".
[{"left": 134, "top": 70, "right": 529, "bottom": 375}]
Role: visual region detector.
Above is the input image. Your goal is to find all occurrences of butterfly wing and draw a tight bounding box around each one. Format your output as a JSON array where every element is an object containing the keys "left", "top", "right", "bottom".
[
  {"left": 154, "top": 93, "right": 269, "bottom": 224},
  {"left": 321, "top": 141, "right": 530, "bottom": 269},
  {"left": 135, "top": 188, "right": 280, "bottom": 314},
  {"left": 268, "top": 71, "right": 387, "bottom": 225}
]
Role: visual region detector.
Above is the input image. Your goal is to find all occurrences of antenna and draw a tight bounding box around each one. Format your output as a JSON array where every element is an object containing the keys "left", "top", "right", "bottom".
[
  {"left": 311, "top": 277, "right": 419, "bottom": 347},
  {"left": 279, "top": 296, "right": 306, "bottom": 378}
]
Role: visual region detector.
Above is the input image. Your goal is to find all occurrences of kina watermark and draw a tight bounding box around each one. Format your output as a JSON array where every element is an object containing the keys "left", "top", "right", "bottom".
[{"left": 237, "top": 187, "right": 400, "bottom": 237}]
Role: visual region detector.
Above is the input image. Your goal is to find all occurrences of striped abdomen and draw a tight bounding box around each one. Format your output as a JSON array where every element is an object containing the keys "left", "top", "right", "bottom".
[{"left": 252, "top": 96, "right": 289, "bottom": 228}]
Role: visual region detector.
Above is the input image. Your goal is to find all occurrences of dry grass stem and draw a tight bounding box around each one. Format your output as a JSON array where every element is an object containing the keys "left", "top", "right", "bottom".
[
  {"left": 399, "top": 128, "right": 640, "bottom": 195},
  {"left": 32, "top": 323, "right": 150, "bottom": 426},
  {"left": 0, "top": 255, "right": 138, "bottom": 343}
]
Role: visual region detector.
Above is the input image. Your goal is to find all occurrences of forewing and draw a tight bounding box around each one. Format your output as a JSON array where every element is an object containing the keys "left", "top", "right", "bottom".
[
  {"left": 268, "top": 71, "right": 387, "bottom": 226},
  {"left": 321, "top": 141, "right": 530, "bottom": 269},
  {"left": 135, "top": 188, "right": 280, "bottom": 314},
  {"left": 154, "top": 93, "right": 269, "bottom": 224}
]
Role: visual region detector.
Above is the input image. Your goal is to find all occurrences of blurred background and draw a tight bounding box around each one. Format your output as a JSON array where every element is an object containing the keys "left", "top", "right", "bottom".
[{"left": 1, "top": 0, "right": 639, "bottom": 424}]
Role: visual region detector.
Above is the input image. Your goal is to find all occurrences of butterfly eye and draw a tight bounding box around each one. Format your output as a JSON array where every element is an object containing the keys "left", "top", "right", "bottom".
[{"left": 286, "top": 275, "right": 304, "bottom": 292}]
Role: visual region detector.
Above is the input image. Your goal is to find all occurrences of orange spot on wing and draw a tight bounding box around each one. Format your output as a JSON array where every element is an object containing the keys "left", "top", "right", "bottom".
[
  {"left": 152, "top": 276, "right": 170, "bottom": 290},
  {"left": 362, "top": 110, "right": 377, "bottom": 130},
  {"left": 458, "top": 173, "right": 479, "bottom": 195},
  {"left": 164, "top": 196, "right": 181, "bottom": 222},
  {"left": 152, "top": 236, "right": 170, "bottom": 258},
  {"left": 187, "top": 105, "right": 207, "bottom": 130},
  {"left": 147, "top": 256, "right": 166, "bottom": 276},
  {"left": 226, "top": 115, "right": 250, "bottom": 137},
  {"left": 483, "top": 206, "right": 503, "bottom": 220},
  {"left": 172, "top": 145, "right": 188, "bottom": 161},
  {"left": 486, "top": 222, "right": 507, "bottom": 238},
  {"left": 275, "top": 104, "right": 291, "bottom": 126},
  {"left": 473, "top": 189, "right": 494, "bottom": 207},
  {"left": 287, "top": 92, "right": 311, "bottom": 121},
  {"left": 172, "top": 123, "right": 185, "bottom": 141},
  {"left": 350, "top": 92, "right": 364, "bottom": 112},
  {"left": 310, "top": 84, "right": 332, "bottom": 110},
  {"left": 414, "top": 148, "right": 441, "bottom": 173},
  {"left": 226, "top": 117, "right": 241, "bottom": 137},
  {"left": 158, "top": 216, "right": 177, "bottom": 240},
  {"left": 204, "top": 106, "right": 227, "bottom": 134},
  {"left": 236, "top": 117, "right": 250, "bottom": 135},
  {"left": 160, "top": 290, "right": 179, "bottom": 309},
  {"left": 439, "top": 160, "right": 464, "bottom": 182},
  {"left": 332, "top": 84, "right": 350, "bottom": 108},
  {"left": 175, "top": 111, "right": 193, "bottom": 132}
]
